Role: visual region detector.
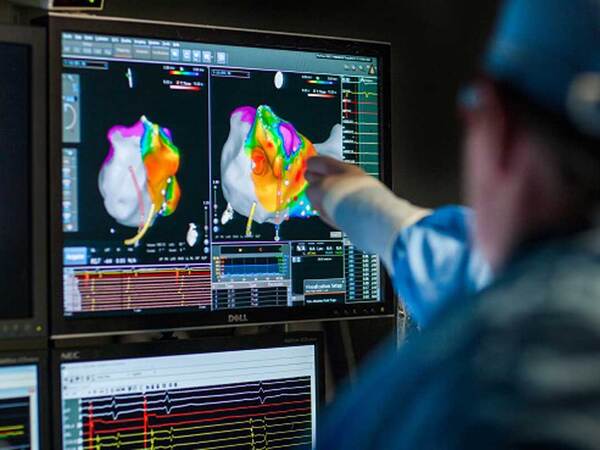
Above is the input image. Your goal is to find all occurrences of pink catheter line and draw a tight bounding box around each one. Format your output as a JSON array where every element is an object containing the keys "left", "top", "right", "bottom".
[{"left": 128, "top": 165, "right": 146, "bottom": 229}]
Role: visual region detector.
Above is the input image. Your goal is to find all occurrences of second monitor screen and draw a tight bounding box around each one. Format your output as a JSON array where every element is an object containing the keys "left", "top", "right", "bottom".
[
  {"left": 59, "top": 343, "right": 318, "bottom": 450},
  {"left": 61, "top": 30, "right": 382, "bottom": 319}
]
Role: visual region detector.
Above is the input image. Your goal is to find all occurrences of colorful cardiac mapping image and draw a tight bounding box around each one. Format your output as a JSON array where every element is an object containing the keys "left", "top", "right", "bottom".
[
  {"left": 220, "top": 105, "right": 342, "bottom": 238},
  {"left": 98, "top": 116, "right": 181, "bottom": 246}
]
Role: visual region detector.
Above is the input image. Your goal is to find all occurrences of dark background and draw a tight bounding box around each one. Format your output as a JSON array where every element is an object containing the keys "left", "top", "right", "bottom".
[
  {"left": 211, "top": 69, "right": 341, "bottom": 242},
  {"left": 65, "top": 60, "right": 210, "bottom": 261},
  {"left": 0, "top": 0, "right": 501, "bottom": 392}
]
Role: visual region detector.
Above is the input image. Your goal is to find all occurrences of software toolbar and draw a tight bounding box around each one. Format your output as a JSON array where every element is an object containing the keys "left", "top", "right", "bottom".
[{"left": 61, "top": 32, "right": 378, "bottom": 76}]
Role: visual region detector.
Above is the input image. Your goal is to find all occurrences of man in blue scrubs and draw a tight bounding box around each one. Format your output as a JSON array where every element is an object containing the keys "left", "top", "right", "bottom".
[{"left": 307, "top": 0, "right": 600, "bottom": 447}]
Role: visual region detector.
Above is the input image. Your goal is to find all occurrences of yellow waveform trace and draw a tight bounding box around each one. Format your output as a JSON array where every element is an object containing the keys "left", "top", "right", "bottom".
[
  {"left": 88, "top": 417, "right": 253, "bottom": 445},
  {"left": 268, "top": 442, "right": 313, "bottom": 450},
  {"left": 342, "top": 90, "right": 379, "bottom": 98},
  {"left": 88, "top": 419, "right": 256, "bottom": 449},
  {"left": 265, "top": 426, "right": 312, "bottom": 438},
  {"left": 154, "top": 440, "right": 253, "bottom": 450},
  {"left": 254, "top": 441, "right": 313, "bottom": 450},
  {"left": 0, "top": 424, "right": 25, "bottom": 440},
  {"left": 0, "top": 431, "right": 25, "bottom": 439},
  {"left": 265, "top": 412, "right": 311, "bottom": 421},
  {"left": 87, "top": 416, "right": 313, "bottom": 450},
  {"left": 152, "top": 432, "right": 253, "bottom": 450},
  {"left": 0, "top": 425, "right": 25, "bottom": 431}
]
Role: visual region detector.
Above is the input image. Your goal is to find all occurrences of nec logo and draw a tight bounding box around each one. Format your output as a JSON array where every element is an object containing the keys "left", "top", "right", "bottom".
[
  {"left": 61, "top": 351, "right": 81, "bottom": 361},
  {"left": 228, "top": 314, "right": 249, "bottom": 323}
]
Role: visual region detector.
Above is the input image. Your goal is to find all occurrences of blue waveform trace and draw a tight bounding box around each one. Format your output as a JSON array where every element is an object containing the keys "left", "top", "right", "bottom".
[{"left": 222, "top": 263, "right": 282, "bottom": 277}]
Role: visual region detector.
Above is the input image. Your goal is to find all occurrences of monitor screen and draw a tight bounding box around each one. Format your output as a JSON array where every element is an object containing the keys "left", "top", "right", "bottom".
[
  {"left": 51, "top": 16, "right": 393, "bottom": 335},
  {"left": 0, "top": 42, "right": 32, "bottom": 320},
  {"left": 57, "top": 339, "right": 320, "bottom": 449},
  {"left": 0, "top": 363, "right": 41, "bottom": 449},
  {"left": 0, "top": 25, "right": 47, "bottom": 339}
]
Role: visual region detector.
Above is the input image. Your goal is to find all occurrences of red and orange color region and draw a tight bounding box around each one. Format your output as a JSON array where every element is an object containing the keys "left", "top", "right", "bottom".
[
  {"left": 238, "top": 105, "right": 318, "bottom": 219},
  {"left": 139, "top": 118, "right": 181, "bottom": 218}
]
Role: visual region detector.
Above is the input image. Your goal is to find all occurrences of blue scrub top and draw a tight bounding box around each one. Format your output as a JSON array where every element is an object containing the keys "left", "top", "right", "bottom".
[{"left": 392, "top": 206, "right": 492, "bottom": 327}]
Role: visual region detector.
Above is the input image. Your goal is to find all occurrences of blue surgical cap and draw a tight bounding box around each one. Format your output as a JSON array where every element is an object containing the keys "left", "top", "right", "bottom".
[{"left": 484, "top": 0, "right": 600, "bottom": 138}]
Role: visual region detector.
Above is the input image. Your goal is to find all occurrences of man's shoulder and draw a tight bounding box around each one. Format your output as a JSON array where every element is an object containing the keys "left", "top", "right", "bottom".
[
  {"left": 476, "top": 228, "right": 600, "bottom": 329},
  {"left": 451, "top": 229, "right": 600, "bottom": 448}
]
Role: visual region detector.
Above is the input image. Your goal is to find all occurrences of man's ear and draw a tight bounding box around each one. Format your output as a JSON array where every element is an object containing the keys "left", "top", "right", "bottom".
[{"left": 476, "top": 79, "right": 519, "bottom": 174}]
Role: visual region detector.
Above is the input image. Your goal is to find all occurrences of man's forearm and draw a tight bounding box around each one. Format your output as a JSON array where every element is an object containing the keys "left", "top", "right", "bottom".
[{"left": 322, "top": 176, "right": 431, "bottom": 275}]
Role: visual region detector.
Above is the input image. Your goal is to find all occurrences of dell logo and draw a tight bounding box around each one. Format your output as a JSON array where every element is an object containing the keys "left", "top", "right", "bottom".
[{"left": 228, "top": 314, "right": 249, "bottom": 323}]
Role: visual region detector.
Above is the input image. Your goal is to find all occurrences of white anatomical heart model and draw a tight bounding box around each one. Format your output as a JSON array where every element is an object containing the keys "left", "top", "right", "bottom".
[{"left": 99, "top": 116, "right": 182, "bottom": 246}]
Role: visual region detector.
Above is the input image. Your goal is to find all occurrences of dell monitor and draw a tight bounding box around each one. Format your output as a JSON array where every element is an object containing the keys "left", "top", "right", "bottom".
[
  {"left": 0, "top": 25, "right": 47, "bottom": 340},
  {"left": 53, "top": 334, "right": 323, "bottom": 449},
  {"left": 48, "top": 14, "right": 393, "bottom": 336},
  {"left": 0, "top": 352, "right": 48, "bottom": 450}
]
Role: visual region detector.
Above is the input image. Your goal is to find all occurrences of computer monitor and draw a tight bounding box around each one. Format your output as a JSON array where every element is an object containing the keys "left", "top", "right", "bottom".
[
  {"left": 48, "top": 14, "right": 394, "bottom": 337},
  {"left": 0, "top": 25, "right": 47, "bottom": 340},
  {"left": 53, "top": 334, "right": 323, "bottom": 450},
  {"left": 0, "top": 352, "right": 48, "bottom": 450}
]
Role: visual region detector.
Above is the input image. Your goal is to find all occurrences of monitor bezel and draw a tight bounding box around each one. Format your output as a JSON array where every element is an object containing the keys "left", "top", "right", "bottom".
[
  {"left": 51, "top": 332, "right": 325, "bottom": 449},
  {"left": 0, "top": 350, "right": 49, "bottom": 450},
  {"left": 0, "top": 25, "right": 48, "bottom": 340},
  {"left": 48, "top": 15, "right": 395, "bottom": 338}
]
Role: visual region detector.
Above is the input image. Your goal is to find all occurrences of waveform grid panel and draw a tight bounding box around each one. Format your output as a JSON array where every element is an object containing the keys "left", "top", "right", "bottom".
[
  {"left": 341, "top": 75, "right": 380, "bottom": 178},
  {"left": 63, "top": 265, "right": 212, "bottom": 315},
  {"left": 77, "top": 378, "right": 311, "bottom": 450},
  {"left": 0, "top": 397, "right": 32, "bottom": 450},
  {"left": 0, "top": 364, "right": 39, "bottom": 450},
  {"left": 60, "top": 345, "right": 318, "bottom": 450},
  {"left": 212, "top": 245, "right": 291, "bottom": 284}
]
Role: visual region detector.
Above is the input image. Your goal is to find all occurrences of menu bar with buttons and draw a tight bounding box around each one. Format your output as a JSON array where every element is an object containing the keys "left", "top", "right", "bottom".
[{"left": 62, "top": 32, "right": 379, "bottom": 77}]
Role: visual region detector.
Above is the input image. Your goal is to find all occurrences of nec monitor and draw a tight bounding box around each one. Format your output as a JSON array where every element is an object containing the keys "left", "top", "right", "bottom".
[
  {"left": 0, "top": 352, "right": 48, "bottom": 450},
  {"left": 0, "top": 25, "right": 47, "bottom": 340},
  {"left": 53, "top": 334, "right": 323, "bottom": 450},
  {"left": 48, "top": 15, "right": 393, "bottom": 337}
]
